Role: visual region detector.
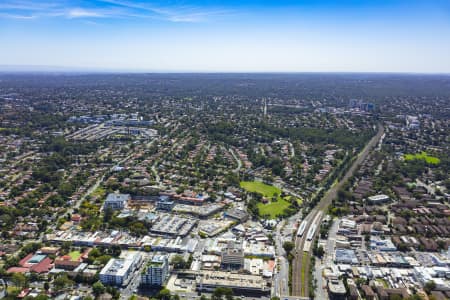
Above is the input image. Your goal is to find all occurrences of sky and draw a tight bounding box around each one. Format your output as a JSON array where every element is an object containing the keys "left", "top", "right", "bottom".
[{"left": 1, "top": 0, "right": 450, "bottom": 73}]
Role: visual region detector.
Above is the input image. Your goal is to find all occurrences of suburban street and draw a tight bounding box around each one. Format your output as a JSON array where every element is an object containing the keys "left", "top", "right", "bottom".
[{"left": 313, "top": 219, "right": 339, "bottom": 300}]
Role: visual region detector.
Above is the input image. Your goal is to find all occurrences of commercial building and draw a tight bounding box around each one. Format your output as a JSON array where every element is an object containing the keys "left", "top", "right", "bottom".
[
  {"left": 370, "top": 237, "right": 397, "bottom": 252},
  {"left": 156, "top": 196, "right": 175, "bottom": 211},
  {"left": 103, "top": 193, "right": 130, "bottom": 210},
  {"left": 196, "top": 270, "right": 270, "bottom": 296},
  {"left": 150, "top": 215, "right": 197, "bottom": 237},
  {"left": 141, "top": 255, "right": 169, "bottom": 286},
  {"left": 327, "top": 276, "right": 346, "bottom": 300},
  {"left": 221, "top": 241, "right": 244, "bottom": 270},
  {"left": 99, "top": 252, "right": 141, "bottom": 286},
  {"left": 334, "top": 248, "right": 359, "bottom": 265},
  {"left": 224, "top": 208, "right": 249, "bottom": 223}
]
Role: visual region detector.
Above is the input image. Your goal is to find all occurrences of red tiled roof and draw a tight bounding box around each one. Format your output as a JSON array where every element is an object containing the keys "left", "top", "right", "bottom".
[
  {"left": 7, "top": 266, "right": 29, "bottom": 273},
  {"left": 17, "top": 288, "right": 30, "bottom": 298},
  {"left": 55, "top": 259, "right": 81, "bottom": 269},
  {"left": 30, "top": 257, "right": 53, "bottom": 273},
  {"left": 71, "top": 214, "right": 82, "bottom": 222},
  {"left": 19, "top": 253, "right": 33, "bottom": 267}
]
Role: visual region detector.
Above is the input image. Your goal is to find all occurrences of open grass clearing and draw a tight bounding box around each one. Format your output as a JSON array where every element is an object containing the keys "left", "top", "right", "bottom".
[
  {"left": 257, "top": 197, "right": 291, "bottom": 218},
  {"left": 241, "top": 180, "right": 294, "bottom": 219},
  {"left": 68, "top": 250, "right": 81, "bottom": 260},
  {"left": 404, "top": 152, "right": 440, "bottom": 164},
  {"left": 240, "top": 181, "right": 281, "bottom": 198}
]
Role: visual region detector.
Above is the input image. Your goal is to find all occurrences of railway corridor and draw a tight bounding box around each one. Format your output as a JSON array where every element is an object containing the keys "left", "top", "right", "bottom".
[{"left": 291, "top": 124, "right": 384, "bottom": 298}]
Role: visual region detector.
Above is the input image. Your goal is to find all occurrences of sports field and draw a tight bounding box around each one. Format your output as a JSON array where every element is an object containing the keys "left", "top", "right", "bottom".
[
  {"left": 404, "top": 152, "right": 440, "bottom": 164},
  {"left": 69, "top": 250, "right": 81, "bottom": 260}
]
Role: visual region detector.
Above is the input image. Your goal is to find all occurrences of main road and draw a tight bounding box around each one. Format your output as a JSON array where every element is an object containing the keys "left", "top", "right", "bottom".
[{"left": 291, "top": 124, "right": 384, "bottom": 298}]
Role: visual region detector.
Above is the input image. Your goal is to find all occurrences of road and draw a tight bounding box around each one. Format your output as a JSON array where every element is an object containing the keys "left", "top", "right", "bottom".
[
  {"left": 415, "top": 179, "right": 436, "bottom": 195},
  {"left": 272, "top": 208, "right": 305, "bottom": 297},
  {"left": 313, "top": 220, "right": 339, "bottom": 300},
  {"left": 291, "top": 124, "right": 384, "bottom": 298},
  {"left": 151, "top": 163, "right": 162, "bottom": 186},
  {"left": 314, "top": 259, "right": 327, "bottom": 300},
  {"left": 228, "top": 147, "right": 242, "bottom": 173},
  {"left": 67, "top": 149, "right": 137, "bottom": 215},
  {"left": 273, "top": 220, "right": 288, "bottom": 297},
  {"left": 289, "top": 142, "right": 295, "bottom": 158}
]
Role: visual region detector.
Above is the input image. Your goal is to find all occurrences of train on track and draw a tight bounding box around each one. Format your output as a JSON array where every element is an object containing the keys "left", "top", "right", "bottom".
[{"left": 297, "top": 220, "right": 307, "bottom": 237}]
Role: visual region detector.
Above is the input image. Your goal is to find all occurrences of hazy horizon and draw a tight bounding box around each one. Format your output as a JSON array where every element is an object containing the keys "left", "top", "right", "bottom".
[
  {"left": 1, "top": 0, "right": 450, "bottom": 73},
  {"left": 1, "top": 65, "right": 450, "bottom": 75}
]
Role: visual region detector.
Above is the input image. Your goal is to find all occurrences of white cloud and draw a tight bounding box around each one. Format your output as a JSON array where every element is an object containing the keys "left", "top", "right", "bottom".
[
  {"left": 97, "top": 0, "right": 231, "bottom": 23},
  {"left": 0, "top": 12, "right": 36, "bottom": 19},
  {"left": 67, "top": 8, "right": 104, "bottom": 19},
  {"left": 0, "top": 0, "right": 233, "bottom": 22}
]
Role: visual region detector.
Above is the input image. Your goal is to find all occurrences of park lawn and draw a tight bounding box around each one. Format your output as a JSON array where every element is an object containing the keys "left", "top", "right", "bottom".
[
  {"left": 404, "top": 152, "right": 440, "bottom": 165},
  {"left": 257, "top": 197, "right": 291, "bottom": 218},
  {"left": 240, "top": 181, "right": 281, "bottom": 198},
  {"left": 241, "top": 181, "right": 293, "bottom": 219},
  {"left": 69, "top": 250, "right": 81, "bottom": 260}
]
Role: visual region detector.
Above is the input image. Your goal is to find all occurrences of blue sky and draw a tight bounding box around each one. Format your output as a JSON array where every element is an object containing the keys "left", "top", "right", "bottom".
[{"left": 1, "top": 0, "right": 450, "bottom": 72}]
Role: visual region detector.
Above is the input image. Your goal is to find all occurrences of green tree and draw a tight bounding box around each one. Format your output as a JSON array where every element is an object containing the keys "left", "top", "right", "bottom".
[
  {"left": 157, "top": 288, "right": 171, "bottom": 300},
  {"left": 60, "top": 241, "right": 72, "bottom": 255},
  {"left": 212, "top": 287, "right": 233, "bottom": 300},
  {"left": 283, "top": 241, "right": 295, "bottom": 254},
  {"left": 11, "top": 272, "right": 27, "bottom": 289},
  {"left": 89, "top": 247, "right": 101, "bottom": 258},
  {"left": 98, "top": 255, "right": 112, "bottom": 265},
  {"left": 92, "top": 281, "right": 106, "bottom": 296},
  {"left": 171, "top": 255, "right": 187, "bottom": 269},
  {"left": 424, "top": 280, "right": 436, "bottom": 294},
  {"left": 103, "top": 207, "right": 114, "bottom": 223},
  {"left": 171, "top": 295, "right": 180, "bottom": 300},
  {"left": 53, "top": 274, "right": 73, "bottom": 291},
  {"left": 315, "top": 245, "right": 324, "bottom": 258}
]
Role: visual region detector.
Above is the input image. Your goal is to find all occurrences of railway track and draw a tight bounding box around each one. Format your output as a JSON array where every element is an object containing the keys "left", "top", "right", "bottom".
[{"left": 291, "top": 124, "right": 384, "bottom": 298}]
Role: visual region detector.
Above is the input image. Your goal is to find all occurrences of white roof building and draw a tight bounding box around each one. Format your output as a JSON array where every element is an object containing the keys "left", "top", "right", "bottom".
[{"left": 99, "top": 251, "right": 141, "bottom": 286}]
